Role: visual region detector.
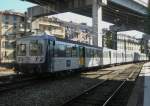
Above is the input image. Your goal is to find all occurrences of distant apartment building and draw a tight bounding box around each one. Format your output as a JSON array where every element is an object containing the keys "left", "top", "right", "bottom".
[
  {"left": 0, "top": 10, "right": 25, "bottom": 63},
  {"left": 32, "top": 17, "right": 93, "bottom": 44},
  {"left": 32, "top": 17, "right": 66, "bottom": 38},
  {"left": 117, "top": 34, "right": 141, "bottom": 53},
  {"left": 62, "top": 22, "right": 93, "bottom": 44}
]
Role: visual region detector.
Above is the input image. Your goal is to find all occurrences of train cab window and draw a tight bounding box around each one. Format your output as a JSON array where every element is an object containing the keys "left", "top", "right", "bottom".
[
  {"left": 66, "top": 46, "right": 72, "bottom": 57},
  {"left": 17, "top": 44, "right": 26, "bottom": 56},
  {"left": 29, "top": 40, "right": 43, "bottom": 56}
]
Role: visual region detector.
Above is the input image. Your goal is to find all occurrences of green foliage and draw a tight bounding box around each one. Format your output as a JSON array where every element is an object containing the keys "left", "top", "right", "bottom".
[{"left": 104, "top": 31, "right": 113, "bottom": 49}]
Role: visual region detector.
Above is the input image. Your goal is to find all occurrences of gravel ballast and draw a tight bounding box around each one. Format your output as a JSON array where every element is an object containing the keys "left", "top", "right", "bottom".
[{"left": 0, "top": 64, "right": 137, "bottom": 106}]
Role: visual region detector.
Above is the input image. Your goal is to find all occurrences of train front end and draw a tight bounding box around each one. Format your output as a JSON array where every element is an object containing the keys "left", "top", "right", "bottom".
[{"left": 16, "top": 36, "right": 46, "bottom": 73}]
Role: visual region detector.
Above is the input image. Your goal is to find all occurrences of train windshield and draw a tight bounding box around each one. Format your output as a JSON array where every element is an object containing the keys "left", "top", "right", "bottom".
[
  {"left": 17, "top": 44, "right": 26, "bottom": 56},
  {"left": 29, "top": 40, "right": 43, "bottom": 56}
]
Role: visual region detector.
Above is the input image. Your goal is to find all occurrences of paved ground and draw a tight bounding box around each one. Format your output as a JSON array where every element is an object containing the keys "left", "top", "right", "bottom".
[{"left": 127, "top": 62, "right": 150, "bottom": 106}]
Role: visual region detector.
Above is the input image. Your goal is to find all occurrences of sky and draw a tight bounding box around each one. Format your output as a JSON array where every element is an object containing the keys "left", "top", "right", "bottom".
[{"left": 0, "top": 0, "right": 35, "bottom": 13}]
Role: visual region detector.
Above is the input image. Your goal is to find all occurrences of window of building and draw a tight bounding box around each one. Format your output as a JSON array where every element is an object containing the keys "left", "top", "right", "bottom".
[
  {"left": 4, "top": 21, "right": 9, "bottom": 29},
  {"left": 5, "top": 15, "right": 9, "bottom": 20},
  {"left": 13, "top": 23, "right": 17, "bottom": 28},
  {"left": 13, "top": 16, "right": 17, "bottom": 21}
]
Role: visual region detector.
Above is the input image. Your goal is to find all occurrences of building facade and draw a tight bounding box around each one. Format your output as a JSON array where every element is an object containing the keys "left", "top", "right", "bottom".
[
  {"left": 0, "top": 10, "right": 24, "bottom": 63},
  {"left": 63, "top": 22, "right": 93, "bottom": 44},
  {"left": 32, "top": 17, "right": 66, "bottom": 38},
  {"left": 32, "top": 17, "right": 93, "bottom": 44},
  {"left": 117, "top": 33, "right": 141, "bottom": 53}
]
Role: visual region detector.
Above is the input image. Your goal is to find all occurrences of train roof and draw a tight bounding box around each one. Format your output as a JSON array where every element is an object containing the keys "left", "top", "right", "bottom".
[{"left": 17, "top": 34, "right": 102, "bottom": 49}]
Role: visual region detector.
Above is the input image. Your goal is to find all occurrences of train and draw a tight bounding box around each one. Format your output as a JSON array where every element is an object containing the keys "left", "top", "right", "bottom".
[{"left": 16, "top": 34, "right": 149, "bottom": 74}]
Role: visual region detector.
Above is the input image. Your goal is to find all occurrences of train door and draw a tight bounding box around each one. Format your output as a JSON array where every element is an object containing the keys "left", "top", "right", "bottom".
[
  {"left": 47, "top": 40, "right": 54, "bottom": 72},
  {"left": 79, "top": 46, "right": 85, "bottom": 67}
]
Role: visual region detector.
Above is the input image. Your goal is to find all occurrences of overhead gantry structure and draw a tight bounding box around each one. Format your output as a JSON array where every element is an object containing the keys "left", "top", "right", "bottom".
[{"left": 22, "top": 0, "right": 148, "bottom": 47}]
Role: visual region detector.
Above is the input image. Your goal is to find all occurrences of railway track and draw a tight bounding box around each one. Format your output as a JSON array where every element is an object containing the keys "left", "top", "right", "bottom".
[
  {"left": 0, "top": 74, "right": 41, "bottom": 93},
  {"left": 0, "top": 63, "right": 143, "bottom": 98},
  {"left": 0, "top": 70, "right": 113, "bottom": 94},
  {"left": 62, "top": 64, "right": 142, "bottom": 106},
  {"left": 0, "top": 64, "right": 126, "bottom": 93}
]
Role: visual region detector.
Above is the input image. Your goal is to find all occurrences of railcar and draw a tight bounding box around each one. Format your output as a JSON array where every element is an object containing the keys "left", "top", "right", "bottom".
[
  {"left": 16, "top": 34, "right": 103, "bottom": 73},
  {"left": 16, "top": 34, "right": 148, "bottom": 74}
]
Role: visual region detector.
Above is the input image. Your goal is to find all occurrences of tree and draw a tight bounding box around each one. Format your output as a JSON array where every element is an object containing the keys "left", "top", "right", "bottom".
[{"left": 104, "top": 31, "right": 113, "bottom": 49}]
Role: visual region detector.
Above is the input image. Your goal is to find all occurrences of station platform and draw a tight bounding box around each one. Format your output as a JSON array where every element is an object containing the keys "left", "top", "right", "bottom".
[{"left": 127, "top": 62, "right": 150, "bottom": 106}]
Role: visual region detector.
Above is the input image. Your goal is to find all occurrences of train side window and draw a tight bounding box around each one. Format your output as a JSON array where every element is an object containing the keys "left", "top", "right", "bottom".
[
  {"left": 48, "top": 40, "right": 54, "bottom": 46},
  {"left": 90, "top": 49, "right": 94, "bottom": 57},
  {"left": 66, "top": 46, "right": 72, "bottom": 57},
  {"left": 94, "top": 49, "right": 97, "bottom": 57},
  {"left": 113, "top": 53, "right": 116, "bottom": 57},
  {"left": 98, "top": 50, "right": 102, "bottom": 58},
  {"left": 55, "top": 44, "right": 66, "bottom": 57},
  {"left": 103, "top": 51, "right": 108, "bottom": 58},
  {"left": 96, "top": 50, "right": 99, "bottom": 57},
  {"left": 17, "top": 44, "right": 26, "bottom": 56},
  {"left": 86, "top": 48, "right": 90, "bottom": 57},
  {"left": 103, "top": 52, "right": 106, "bottom": 58},
  {"left": 72, "top": 46, "right": 77, "bottom": 57}
]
